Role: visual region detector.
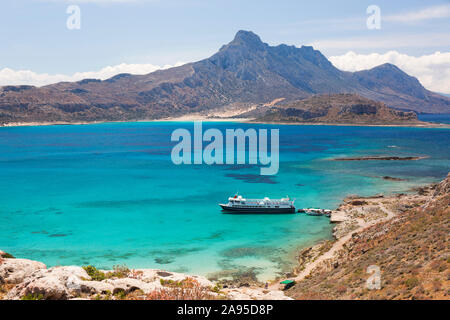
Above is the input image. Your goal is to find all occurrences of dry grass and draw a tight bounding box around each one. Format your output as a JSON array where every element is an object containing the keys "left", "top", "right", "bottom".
[
  {"left": 146, "top": 278, "right": 216, "bottom": 300},
  {"left": 286, "top": 192, "right": 449, "bottom": 300}
]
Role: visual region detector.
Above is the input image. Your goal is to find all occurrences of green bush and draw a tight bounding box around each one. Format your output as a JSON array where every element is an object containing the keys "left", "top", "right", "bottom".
[
  {"left": 211, "top": 284, "right": 222, "bottom": 294},
  {"left": 114, "top": 289, "right": 126, "bottom": 300},
  {"left": 21, "top": 293, "right": 44, "bottom": 300},
  {"left": 110, "top": 264, "right": 130, "bottom": 278},
  {"left": 0, "top": 252, "right": 15, "bottom": 259},
  {"left": 82, "top": 265, "right": 106, "bottom": 281},
  {"left": 405, "top": 277, "right": 419, "bottom": 289}
]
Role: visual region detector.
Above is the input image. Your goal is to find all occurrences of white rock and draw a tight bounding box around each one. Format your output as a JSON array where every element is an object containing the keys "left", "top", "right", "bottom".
[
  {"left": 330, "top": 211, "right": 348, "bottom": 223},
  {"left": 5, "top": 266, "right": 89, "bottom": 300},
  {"left": 26, "top": 276, "right": 68, "bottom": 300},
  {"left": 262, "top": 291, "right": 293, "bottom": 300},
  {"left": 0, "top": 258, "right": 46, "bottom": 284},
  {"left": 78, "top": 280, "right": 114, "bottom": 294},
  {"left": 224, "top": 288, "right": 293, "bottom": 300},
  {"left": 105, "top": 278, "right": 161, "bottom": 294},
  {"left": 134, "top": 269, "right": 213, "bottom": 287}
]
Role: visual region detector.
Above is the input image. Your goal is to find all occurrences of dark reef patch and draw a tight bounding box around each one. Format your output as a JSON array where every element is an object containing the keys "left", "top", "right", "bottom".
[
  {"left": 49, "top": 233, "right": 71, "bottom": 238},
  {"left": 33, "top": 207, "right": 60, "bottom": 215},
  {"left": 382, "top": 176, "right": 407, "bottom": 181},
  {"left": 224, "top": 164, "right": 256, "bottom": 171},
  {"left": 225, "top": 173, "right": 277, "bottom": 184},
  {"left": 173, "top": 266, "right": 189, "bottom": 274},
  {"left": 220, "top": 246, "right": 275, "bottom": 258},
  {"left": 135, "top": 148, "right": 170, "bottom": 156},
  {"left": 76, "top": 198, "right": 163, "bottom": 208},
  {"left": 192, "top": 231, "right": 227, "bottom": 242},
  {"left": 76, "top": 194, "right": 197, "bottom": 209},
  {"left": 207, "top": 263, "right": 263, "bottom": 286},
  {"left": 154, "top": 257, "right": 174, "bottom": 264},
  {"left": 31, "top": 230, "right": 49, "bottom": 235},
  {"left": 148, "top": 247, "right": 203, "bottom": 257}
]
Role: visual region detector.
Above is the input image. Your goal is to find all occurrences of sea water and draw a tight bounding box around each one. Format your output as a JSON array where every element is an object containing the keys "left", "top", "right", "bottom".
[{"left": 0, "top": 122, "right": 449, "bottom": 280}]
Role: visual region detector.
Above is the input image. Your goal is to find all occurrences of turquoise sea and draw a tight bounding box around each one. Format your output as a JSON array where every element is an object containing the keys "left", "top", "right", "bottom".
[{"left": 0, "top": 121, "right": 449, "bottom": 280}]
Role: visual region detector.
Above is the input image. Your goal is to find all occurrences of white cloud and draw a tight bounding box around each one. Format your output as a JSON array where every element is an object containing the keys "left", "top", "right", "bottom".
[
  {"left": 385, "top": 4, "right": 450, "bottom": 23},
  {"left": 309, "top": 33, "right": 450, "bottom": 50},
  {"left": 0, "top": 62, "right": 184, "bottom": 87},
  {"left": 329, "top": 51, "right": 450, "bottom": 94}
]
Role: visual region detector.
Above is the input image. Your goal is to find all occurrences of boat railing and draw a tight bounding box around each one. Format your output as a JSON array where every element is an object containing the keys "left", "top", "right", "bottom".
[{"left": 239, "top": 199, "right": 294, "bottom": 205}]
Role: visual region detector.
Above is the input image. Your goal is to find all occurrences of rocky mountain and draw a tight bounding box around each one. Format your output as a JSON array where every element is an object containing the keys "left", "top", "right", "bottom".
[
  {"left": 0, "top": 31, "right": 449, "bottom": 124},
  {"left": 242, "top": 93, "right": 420, "bottom": 124},
  {"left": 351, "top": 63, "right": 450, "bottom": 113}
]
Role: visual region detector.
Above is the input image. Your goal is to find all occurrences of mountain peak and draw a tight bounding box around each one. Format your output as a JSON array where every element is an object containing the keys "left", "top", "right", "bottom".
[
  {"left": 230, "top": 30, "right": 265, "bottom": 49},
  {"left": 372, "top": 63, "right": 401, "bottom": 71}
]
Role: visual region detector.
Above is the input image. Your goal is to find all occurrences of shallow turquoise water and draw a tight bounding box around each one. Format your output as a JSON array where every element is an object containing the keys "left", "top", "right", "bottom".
[{"left": 0, "top": 122, "right": 449, "bottom": 280}]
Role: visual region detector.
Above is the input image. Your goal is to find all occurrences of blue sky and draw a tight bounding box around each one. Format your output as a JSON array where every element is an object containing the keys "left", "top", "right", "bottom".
[{"left": 1, "top": 0, "right": 449, "bottom": 93}]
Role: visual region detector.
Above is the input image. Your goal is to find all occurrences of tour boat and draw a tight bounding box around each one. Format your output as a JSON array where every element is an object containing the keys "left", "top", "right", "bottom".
[{"left": 219, "top": 194, "right": 296, "bottom": 214}]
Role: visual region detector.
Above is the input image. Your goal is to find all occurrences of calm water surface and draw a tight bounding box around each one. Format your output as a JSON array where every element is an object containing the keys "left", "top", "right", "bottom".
[{"left": 0, "top": 122, "right": 449, "bottom": 280}]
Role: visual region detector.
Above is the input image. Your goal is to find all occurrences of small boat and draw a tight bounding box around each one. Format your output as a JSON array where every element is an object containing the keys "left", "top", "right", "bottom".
[
  {"left": 301, "top": 208, "right": 332, "bottom": 217},
  {"left": 305, "top": 208, "right": 323, "bottom": 216},
  {"left": 280, "top": 279, "right": 296, "bottom": 290},
  {"left": 323, "top": 209, "right": 332, "bottom": 217},
  {"left": 220, "top": 194, "right": 296, "bottom": 214}
]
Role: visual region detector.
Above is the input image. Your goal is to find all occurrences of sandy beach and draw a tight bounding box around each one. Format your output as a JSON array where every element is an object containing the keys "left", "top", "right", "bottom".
[{"left": 2, "top": 116, "right": 450, "bottom": 129}]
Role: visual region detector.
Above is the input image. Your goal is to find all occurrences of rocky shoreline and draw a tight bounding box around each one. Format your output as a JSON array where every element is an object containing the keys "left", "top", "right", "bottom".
[
  {"left": 1, "top": 174, "right": 448, "bottom": 300},
  {"left": 0, "top": 252, "right": 290, "bottom": 300},
  {"left": 284, "top": 173, "right": 449, "bottom": 299}
]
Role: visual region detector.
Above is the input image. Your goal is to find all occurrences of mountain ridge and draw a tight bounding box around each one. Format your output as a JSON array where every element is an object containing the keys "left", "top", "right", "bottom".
[{"left": 0, "top": 30, "right": 449, "bottom": 124}]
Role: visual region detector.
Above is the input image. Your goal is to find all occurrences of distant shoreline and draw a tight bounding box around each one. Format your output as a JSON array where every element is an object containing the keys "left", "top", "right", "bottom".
[{"left": 1, "top": 117, "right": 450, "bottom": 129}]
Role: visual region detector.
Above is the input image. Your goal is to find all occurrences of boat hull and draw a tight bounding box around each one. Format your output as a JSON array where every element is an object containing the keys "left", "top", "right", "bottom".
[{"left": 220, "top": 204, "right": 296, "bottom": 214}]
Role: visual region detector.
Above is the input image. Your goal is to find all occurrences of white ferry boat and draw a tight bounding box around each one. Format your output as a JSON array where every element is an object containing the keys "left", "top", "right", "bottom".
[{"left": 219, "top": 194, "right": 296, "bottom": 214}]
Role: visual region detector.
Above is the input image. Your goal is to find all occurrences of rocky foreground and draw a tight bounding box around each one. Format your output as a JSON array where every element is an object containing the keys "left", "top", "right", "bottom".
[
  {"left": 0, "top": 252, "right": 290, "bottom": 300},
  {"left": 1, "top": 174, "right": 449, "bottom": 300}
]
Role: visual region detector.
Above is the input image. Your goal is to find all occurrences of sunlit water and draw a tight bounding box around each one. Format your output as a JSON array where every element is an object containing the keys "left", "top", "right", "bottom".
[{"left": 0, "top": 121, "right": 449, "bottom": 280}]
